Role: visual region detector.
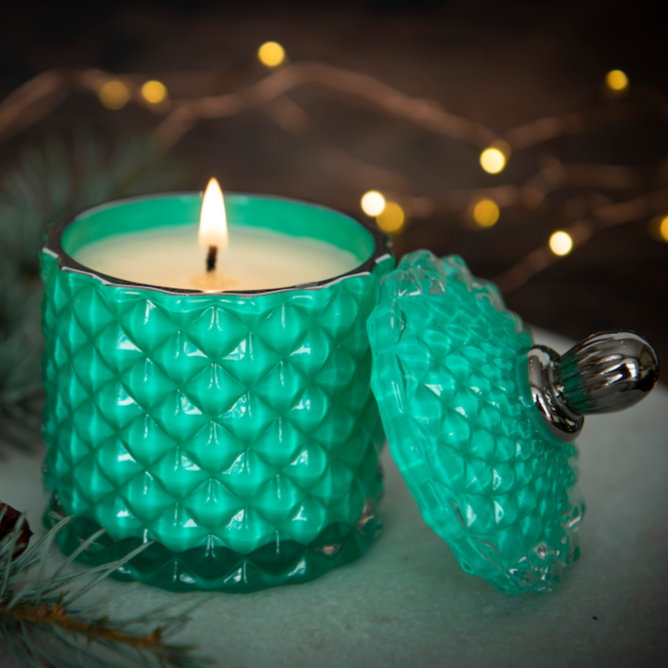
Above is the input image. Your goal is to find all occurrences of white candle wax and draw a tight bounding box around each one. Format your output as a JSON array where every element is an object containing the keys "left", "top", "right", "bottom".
[{"left": 73, "top": 224, "right": 360, "bottom": 291}]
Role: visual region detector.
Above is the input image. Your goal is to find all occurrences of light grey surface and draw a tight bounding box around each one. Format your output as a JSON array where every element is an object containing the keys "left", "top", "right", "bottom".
[{"left": 1, "top": 328, "right": 667, "bottom": 667}]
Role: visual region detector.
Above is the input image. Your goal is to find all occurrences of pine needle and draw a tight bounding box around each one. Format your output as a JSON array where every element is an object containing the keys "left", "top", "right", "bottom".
[{"left": 1, "top": 513, "right": 212, "bottom": 668}]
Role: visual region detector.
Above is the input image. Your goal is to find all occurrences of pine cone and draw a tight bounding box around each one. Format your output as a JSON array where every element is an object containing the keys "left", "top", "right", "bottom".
[{"left": 0, "top": 502, "right": 33, "bottom": 558}]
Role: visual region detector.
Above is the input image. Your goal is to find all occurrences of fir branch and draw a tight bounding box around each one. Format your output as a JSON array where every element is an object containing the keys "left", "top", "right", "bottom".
[
  {"left": 0, "top": 131, "right": 182, "bottom": 277},
  {"left": 2, "top": 604, "right": 189, "bottom": 660},
  {"left": 1, "top": 512, "right": 211, "bottom": 668}
]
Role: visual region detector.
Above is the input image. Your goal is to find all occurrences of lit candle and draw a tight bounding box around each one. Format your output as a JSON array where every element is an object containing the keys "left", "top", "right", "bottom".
[
  {"left": 72, "top": 180, "right": 360, "bottom": 292},
  {"left": 40, "top": 187, "right": 393, "bottom": 593}
]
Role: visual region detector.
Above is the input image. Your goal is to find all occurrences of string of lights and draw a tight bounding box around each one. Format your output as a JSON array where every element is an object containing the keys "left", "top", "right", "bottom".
[{"left": 0, "top": 41, "right": 666, "bottom": 294}]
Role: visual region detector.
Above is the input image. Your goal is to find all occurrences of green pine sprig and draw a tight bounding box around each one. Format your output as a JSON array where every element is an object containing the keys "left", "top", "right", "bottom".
[{"left": 0, "top": 507, "right": 212, "bottom": 668}]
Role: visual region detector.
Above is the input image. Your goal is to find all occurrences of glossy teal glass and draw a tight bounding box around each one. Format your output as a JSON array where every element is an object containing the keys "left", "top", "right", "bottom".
[
  {"left": 367, "top": 251, "right": 584, "bottom": 596},
  {"left": 41, "top": 194, "right": 394, "bottom": 592}
]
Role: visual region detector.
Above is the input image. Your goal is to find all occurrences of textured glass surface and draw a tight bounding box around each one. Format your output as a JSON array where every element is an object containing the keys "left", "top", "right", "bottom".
[
  {"left": 367, "top": 251, "right": 584, "bottom": 595},
  {"left": 40, "top": 199, "right": 393, "bottom": 592},
  {"left": 44, "top": 494, "right": 380, "bottom": 592}
]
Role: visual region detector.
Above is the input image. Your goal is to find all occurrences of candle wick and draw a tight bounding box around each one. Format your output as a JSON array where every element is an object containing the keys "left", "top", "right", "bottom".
[{"left": 206, "top": 245, "right": 218, "bottom": 272}]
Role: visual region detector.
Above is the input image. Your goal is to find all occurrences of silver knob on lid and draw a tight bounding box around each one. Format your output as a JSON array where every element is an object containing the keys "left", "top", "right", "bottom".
[{"left": 527, "top": 331, "right": 659, "bottom": 443}]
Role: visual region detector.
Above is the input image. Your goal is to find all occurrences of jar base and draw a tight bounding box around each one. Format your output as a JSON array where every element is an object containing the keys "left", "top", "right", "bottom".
[{"left": 43, "top": 495, "right": 382, "bottom": 593}]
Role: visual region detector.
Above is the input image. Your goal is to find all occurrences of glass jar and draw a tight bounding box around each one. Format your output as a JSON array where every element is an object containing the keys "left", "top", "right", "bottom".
[{"left": 41, "top": 194, "right": 393, "bottom": 592}]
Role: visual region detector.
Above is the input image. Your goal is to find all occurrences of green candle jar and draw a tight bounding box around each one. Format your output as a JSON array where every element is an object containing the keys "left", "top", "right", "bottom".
[
  {"left": 41, "top": 194, "right": 394, "bottom": 592},
  {"left": 41, "top": 194, "right": 659, "bottom": 597}
]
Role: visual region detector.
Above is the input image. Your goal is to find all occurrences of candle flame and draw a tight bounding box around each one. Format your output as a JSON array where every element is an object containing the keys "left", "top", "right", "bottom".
[{"left": 199, "top": 178, "right": 228, "bottom": 250}]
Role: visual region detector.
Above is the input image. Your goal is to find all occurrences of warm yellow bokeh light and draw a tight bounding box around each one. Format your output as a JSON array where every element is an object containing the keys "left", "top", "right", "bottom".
[
  {"left": 480, "top": 148, "right": 506, "bottom": 174},
  {"left": 98, "top": 81, "right": 130, "bottom": 110},
  {"left": 660, "top": 216, "right": 668, "bottom": 242},
  {"left": 606, "top": 69, "right": 628, "bottom": 91},
  {"left": 549, "top": 231, "right": 573, "bottom": 256},
  {"left": 141, "top": 80, "right": 168, "bottom": 104},
  {"left": 258, "top": 42, "right": 286, "bottom": 67},
  {"left": 376, "top": 201, "right": 405, "bottom": 233},
  {"left": 472, "top": 199, "right": 500, "bottom": 228},
  {"left": 361, "top": 191, "right": 386, "bottom": 216}
]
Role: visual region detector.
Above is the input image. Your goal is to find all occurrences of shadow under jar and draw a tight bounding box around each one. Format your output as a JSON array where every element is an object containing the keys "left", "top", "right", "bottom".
[{"left": 40, "top": 193, "right": 393, "bottom": 592}]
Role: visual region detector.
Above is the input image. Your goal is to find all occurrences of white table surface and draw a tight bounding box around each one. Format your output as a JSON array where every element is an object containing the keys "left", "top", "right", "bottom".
[{"left": 1, "top": 328, "right": 667, "bottom": 668}]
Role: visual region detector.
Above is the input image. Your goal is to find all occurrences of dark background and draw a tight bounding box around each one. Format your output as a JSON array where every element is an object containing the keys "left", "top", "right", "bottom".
[{"left": 1, "top": 0, "right": 667, "bottom": 378}]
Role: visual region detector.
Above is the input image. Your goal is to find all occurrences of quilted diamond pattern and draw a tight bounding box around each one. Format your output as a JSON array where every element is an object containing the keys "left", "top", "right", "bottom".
[
  {"left": 368, "top": 251, "right": 584, "bottom": 595},
  {"left": 45, "top": 493, "right": 382, "bottom": 592},
  {"left": 41, "top": 251, "right": 393, "bottom": 569}
]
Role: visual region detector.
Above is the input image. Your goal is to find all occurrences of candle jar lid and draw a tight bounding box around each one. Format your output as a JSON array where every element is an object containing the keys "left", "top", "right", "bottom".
[{"left": 367, "top": 250, "right": 659, "bottom": 595}]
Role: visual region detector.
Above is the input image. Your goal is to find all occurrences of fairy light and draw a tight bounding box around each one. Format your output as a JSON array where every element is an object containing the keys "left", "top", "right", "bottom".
[
  {"left": 549, "top": 231, "right": 573, "bottom": 256},
  {"left": 98, "top": 81, "right": 130, "bottom": 110},
  {"left": 606, "top": 70, "right": 629, "bottom": 92},
  {"left": 376, "top": 201, "right": 405, "bottom": 233},
  {"left": 141, "top": 80, "right": 168, "bottom": 104},
  {"left": 4, "top": 61, "right": 667, "bottom": 296},
  {"left": 659, "top": 216, "right": 668, "bottom": 242},
  {"left": 472, "top": 199, "right": 500, "bottom": 228},
  {"left": 480, "top": 147, "right": 506, "bottom": 174},
  {"left": 361, "top": 191, "right": 386, "bottom": 216},
  {"left": 258, "top": 42, "right": 286, "bottom": 67}
]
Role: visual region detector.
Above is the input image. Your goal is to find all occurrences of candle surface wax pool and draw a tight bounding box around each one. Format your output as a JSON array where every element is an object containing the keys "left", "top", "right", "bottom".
[{"left": 74, "top": 225, "right": 359, "bottom": 291}]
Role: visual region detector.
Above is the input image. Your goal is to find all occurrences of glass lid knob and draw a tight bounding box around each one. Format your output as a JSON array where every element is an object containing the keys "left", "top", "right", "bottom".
[{"left": 527, "top": 331, "right": 660, "bottom": 443}]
